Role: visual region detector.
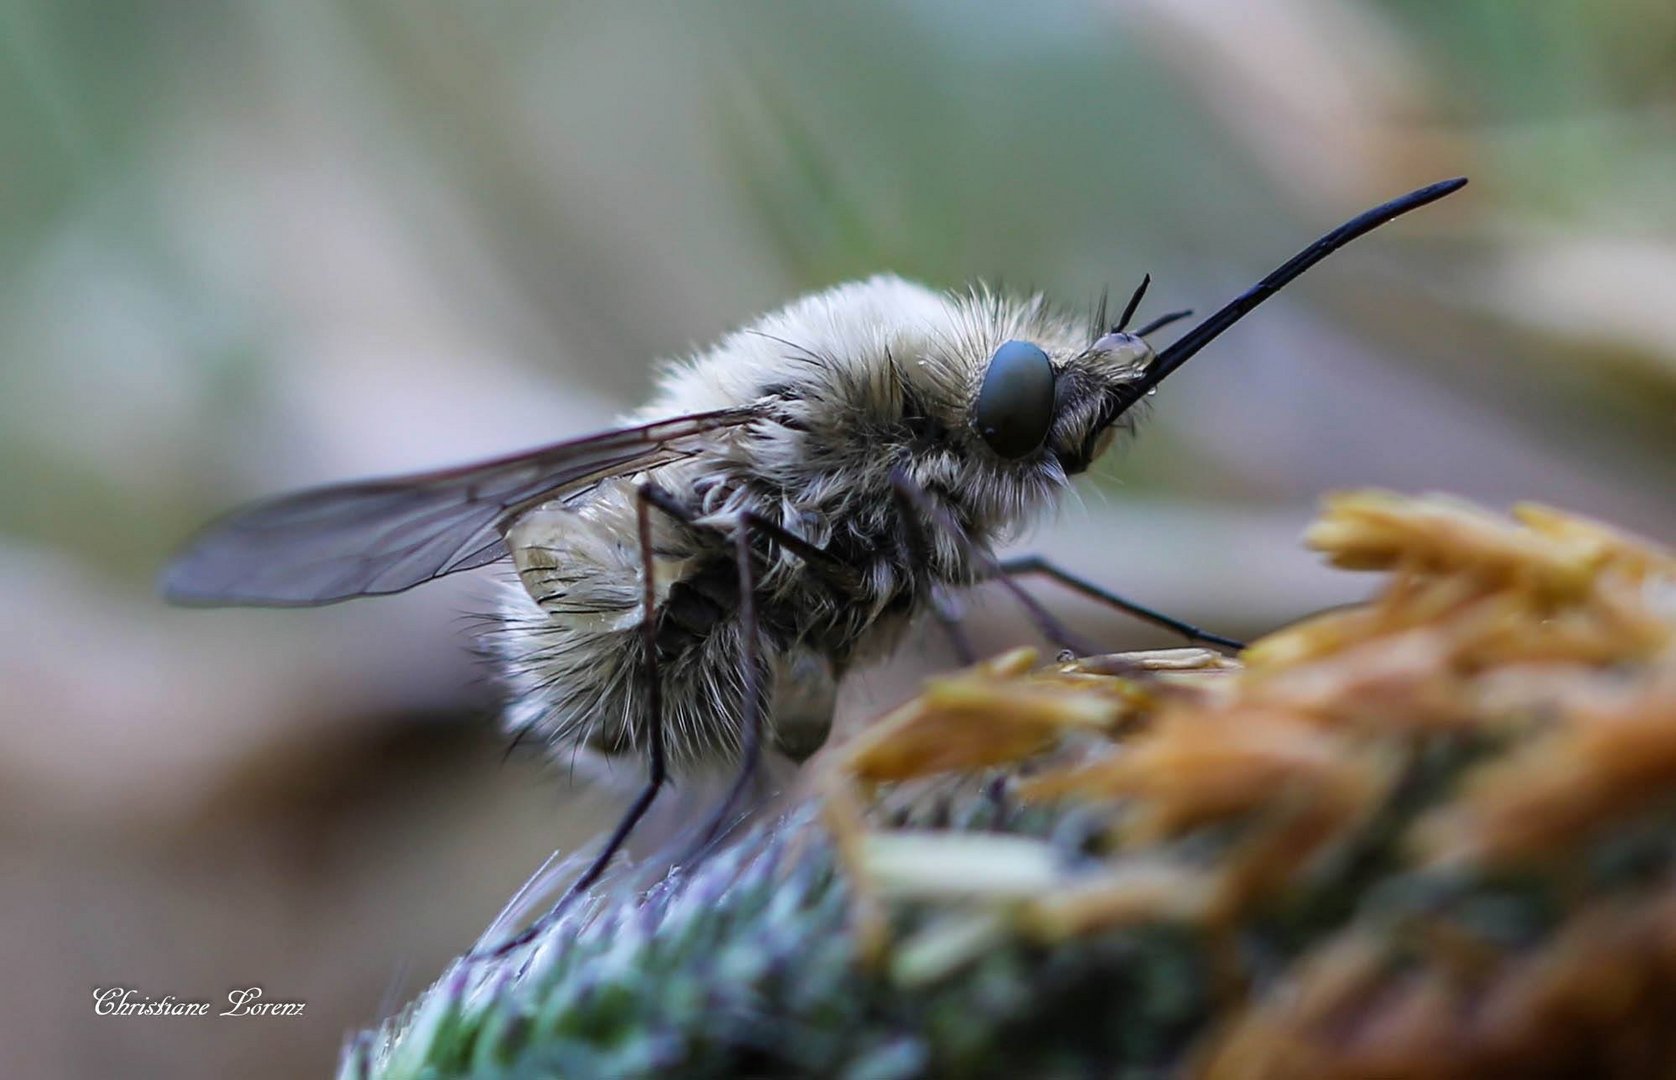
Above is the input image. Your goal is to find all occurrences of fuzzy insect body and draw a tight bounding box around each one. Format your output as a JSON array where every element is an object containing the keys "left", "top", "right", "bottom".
[
  {"left": 489, "top": 276, "right": 1145, "bottom": 770},
  {"left": 162, "top": 179, "right": 1467, "bottom": 910}
]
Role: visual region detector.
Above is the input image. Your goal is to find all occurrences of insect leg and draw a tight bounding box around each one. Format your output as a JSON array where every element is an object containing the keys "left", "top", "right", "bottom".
[
  {"left": 564, "top": 484, "right": 675, "bottom": 887},
  {"left": 888, "top": 470, "right": 978, "bottom": 664},
  {"left": 889, "top": 467, "right": 1100, "bottom": 659},
  {"left": 640, "top": 488, "right": 859, "bottom": 593},
  {"left": 996, "top": 554, "right": 1245, "bottom": 651},
  {"left": 687, "top": 520, "right": 766, "bottom": 852},
  {"left": 473, "top": 483, "right": 674, "bottom": 958},
  {"left": 628, "top": 488, "right": 808, "bottom": 857}
]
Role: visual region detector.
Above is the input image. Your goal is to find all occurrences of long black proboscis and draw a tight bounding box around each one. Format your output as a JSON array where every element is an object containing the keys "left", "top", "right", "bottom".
[{"left": 1111, "top": 177, "right": 1467, "bottom": 417}]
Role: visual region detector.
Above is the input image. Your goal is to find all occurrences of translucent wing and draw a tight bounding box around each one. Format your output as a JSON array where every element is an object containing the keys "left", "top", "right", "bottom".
[{"left": 161, "top": 408, "right": 755, "bottom": 606}]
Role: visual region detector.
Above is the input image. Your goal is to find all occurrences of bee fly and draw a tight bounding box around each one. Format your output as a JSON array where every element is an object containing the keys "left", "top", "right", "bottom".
[{"left": 163, "top": 178, "right": 1466, "bottom": 943}]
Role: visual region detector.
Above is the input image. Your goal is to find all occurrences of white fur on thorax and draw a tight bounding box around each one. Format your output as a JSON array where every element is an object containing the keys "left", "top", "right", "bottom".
[{"left": 633, "top": 276, "right": 956, "bottom": 421}]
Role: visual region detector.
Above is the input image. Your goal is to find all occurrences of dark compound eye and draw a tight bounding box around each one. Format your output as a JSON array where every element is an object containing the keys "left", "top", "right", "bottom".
[{"left": 974, "top": 340, "right": 1056, "bottom": 459}]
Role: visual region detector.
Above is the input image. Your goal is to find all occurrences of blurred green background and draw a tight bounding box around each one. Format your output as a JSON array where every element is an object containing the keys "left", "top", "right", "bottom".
[{"left": 3, "top": 1, "right": 1672, "bottom": 1076}]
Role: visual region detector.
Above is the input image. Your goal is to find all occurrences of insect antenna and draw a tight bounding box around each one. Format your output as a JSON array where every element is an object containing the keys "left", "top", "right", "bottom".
[
  {"left": 1132, "top": 308, "right": 1194, "bottom": 338},
  {"left": 1113, "top": 272, "right": 1151, "bottom": 333}
]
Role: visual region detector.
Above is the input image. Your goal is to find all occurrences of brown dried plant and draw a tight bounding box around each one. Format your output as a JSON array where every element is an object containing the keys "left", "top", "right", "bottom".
[{"left": 820, "top": 489, "right": 1676, "bottom": 1076}]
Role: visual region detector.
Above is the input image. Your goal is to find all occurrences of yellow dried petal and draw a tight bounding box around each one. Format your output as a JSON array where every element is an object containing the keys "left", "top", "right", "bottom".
[
  {"left": 1019, "top": 861, "right": 1217, "bottom": 940},
  {"left": 1308, "top": 489, "right": 1606, "bottom": 600},
  {"left": 1514, "top": 503, "right": 1676, "bottom": 582},
  {"left": 1415, "top": 664, "right": 1676, "bottom": 866}
]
